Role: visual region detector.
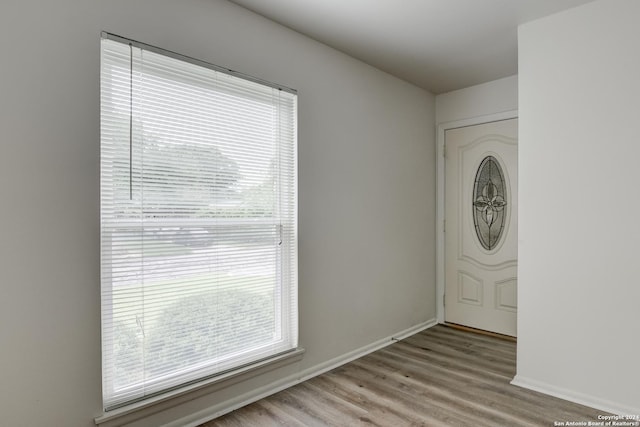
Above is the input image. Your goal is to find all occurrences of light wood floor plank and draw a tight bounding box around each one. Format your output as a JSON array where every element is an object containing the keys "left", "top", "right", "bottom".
[
  {"left": 201, "top": 325, "right": 608, "bottom": 426},
  {"left": 361, "top": 349, "right": 547, "bottom": 426}
]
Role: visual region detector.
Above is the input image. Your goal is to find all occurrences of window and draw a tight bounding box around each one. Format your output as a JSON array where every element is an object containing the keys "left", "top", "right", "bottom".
[
  {"left": 100, "top": 34, "right": 297, "bottom": 410},
  {"left": 472, "top": 156, "right": 507, "bottom": 251}
]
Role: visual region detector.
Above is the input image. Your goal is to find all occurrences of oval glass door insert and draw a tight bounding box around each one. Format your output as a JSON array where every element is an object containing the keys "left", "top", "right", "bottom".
[{"left": 472, "top": 156, "right": 507, "bottom": 250}]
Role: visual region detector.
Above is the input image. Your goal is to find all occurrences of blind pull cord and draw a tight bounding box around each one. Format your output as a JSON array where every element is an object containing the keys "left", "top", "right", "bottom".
[
  {"left": 129, "top": 43, "right": 133, "bottom": 200},
  {"left": 277, "top": 90, "right": 282, "bottom": 247}
]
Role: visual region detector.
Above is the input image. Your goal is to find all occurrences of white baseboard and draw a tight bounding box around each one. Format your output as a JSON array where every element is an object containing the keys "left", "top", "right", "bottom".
[
  {"left": 511, "top": 375, "right": 640, "bottom": 415},
  {"left": 168, "top": 318, "right": 438, "bottom": 427}
]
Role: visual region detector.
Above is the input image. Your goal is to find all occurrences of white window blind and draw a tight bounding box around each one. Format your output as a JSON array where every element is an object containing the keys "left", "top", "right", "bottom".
[{"left": 100, "top": 35, "right": 297, "bottom": 410}]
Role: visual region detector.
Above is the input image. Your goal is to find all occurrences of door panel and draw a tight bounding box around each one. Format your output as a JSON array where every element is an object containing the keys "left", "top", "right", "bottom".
[{"left": 445, "top": 119, "right": 518, "bottom": 336}]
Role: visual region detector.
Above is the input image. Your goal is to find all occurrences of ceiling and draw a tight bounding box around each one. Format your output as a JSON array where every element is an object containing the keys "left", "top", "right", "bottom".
[{"left": 229, "top": 0, "right": 596, "bottom": 94}]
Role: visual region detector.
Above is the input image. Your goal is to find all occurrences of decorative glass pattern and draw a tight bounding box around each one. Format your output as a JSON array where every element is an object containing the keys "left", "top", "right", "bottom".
[{"left": 473, "top": 156, "right": 507, "bottom": 250}]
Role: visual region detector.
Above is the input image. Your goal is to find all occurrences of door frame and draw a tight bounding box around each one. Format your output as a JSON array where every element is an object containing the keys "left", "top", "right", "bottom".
[{"left": 436, "top": 110, "right": 518, "bottom": 324}]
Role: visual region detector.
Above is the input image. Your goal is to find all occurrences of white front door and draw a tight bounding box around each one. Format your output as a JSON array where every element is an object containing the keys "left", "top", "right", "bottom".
[{"left": 444, "top": 119, "right": 518, "bottom": 336}]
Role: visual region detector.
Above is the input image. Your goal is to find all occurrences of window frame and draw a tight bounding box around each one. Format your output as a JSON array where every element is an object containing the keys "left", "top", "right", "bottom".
[{"left": 99, "top": 33, "right": 298, "bottom": 411}]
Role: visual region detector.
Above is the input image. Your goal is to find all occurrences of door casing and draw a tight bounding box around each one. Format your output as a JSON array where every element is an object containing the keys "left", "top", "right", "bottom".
[{"left": 435, "top": 110, "right": 518, "bottom": 325}]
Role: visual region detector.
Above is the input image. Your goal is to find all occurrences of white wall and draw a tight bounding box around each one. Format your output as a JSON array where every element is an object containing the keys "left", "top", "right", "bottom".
[
  {"left": 435, "top": 75, "right": 518, "bottom": 124},
  {"left": 0, "top": 1, "right": 436, "bottom": 426},
  {"left": 515, "top": 0, "right": 640, "bottom": 413}
]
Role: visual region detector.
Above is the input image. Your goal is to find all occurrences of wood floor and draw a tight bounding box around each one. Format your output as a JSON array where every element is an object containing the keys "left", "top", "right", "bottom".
[{"left": 201, "top": 325, "right": 606, "bottom": 426}]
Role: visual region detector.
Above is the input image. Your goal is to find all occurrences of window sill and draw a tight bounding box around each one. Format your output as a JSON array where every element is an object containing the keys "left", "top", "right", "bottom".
[{"left": 94, "top": 348, "right": 305, "bottom": 427}]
